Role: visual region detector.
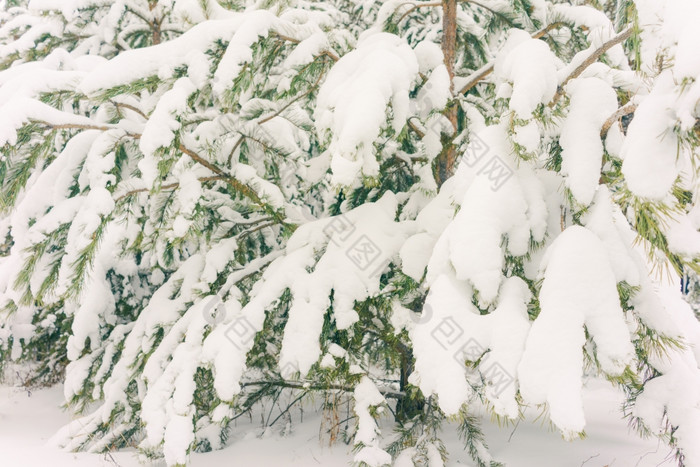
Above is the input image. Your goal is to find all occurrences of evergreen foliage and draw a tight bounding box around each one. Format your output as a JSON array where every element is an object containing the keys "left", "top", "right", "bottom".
[{"left": 1, "top": 0, "right": 700, "bottom": 466}]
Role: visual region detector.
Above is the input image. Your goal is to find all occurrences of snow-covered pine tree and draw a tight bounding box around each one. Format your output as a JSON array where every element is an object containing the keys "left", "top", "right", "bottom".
[{"left": 1, "top": 0, "right": 700, "bottom": 466}]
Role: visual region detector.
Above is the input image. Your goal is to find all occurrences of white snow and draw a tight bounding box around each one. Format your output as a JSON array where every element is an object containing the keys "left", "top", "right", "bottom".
[
  {"left": 0, "top": 97, "right": 100, "bottom": 147},
  {"left": 315, "top": 32, "right": 419, "bottom": 185},
  {"left": 0, "top": 379, "right": 675, "bottom": 467},
  {"left": 1, "top": 0, "right": 700, "bottom": 465},
  {"left": 138, "top": 77, "right": 197, "bottom": 185},
  {"left": 352, "top": 377, "right": 391, "bottom": 467},
  {"left": 559, "top": 77, "right": 618, "bottom": 206},
  {"left": 621, "top": 91, "right": 680, "bottom": 201},
  {"left": 426, "top": 124, "right": 547, "bottom": 305},
  {"left": 518, "top": 226, "right": 634, "bottom": 438},
  {"left": 493, "top": 30, "right": 560, "bottom": 119}
]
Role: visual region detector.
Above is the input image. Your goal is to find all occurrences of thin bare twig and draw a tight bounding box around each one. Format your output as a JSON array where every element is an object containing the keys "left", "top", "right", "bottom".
[
  {"left": 600, "top": 102, "right": 637, "bottom": 139},
  {"left": 395, "top": 1, "right": 442, "bottom": 24},
  {"left": 110, "top": 101, "right": 148, "bottom": 120},
  {"left": 581, "top": 453, "right": 600, "bottom": 466}
]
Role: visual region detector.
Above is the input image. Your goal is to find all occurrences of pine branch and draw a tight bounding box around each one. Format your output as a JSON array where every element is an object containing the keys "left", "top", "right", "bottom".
[
  {"left": 458, "top": 21, "right": 564, "bottom": 95},
  {"left": 177, "top": 144, "right": 292, "bottom": 229},
  {"left": 407, "top": 119, "right": 425, "bottom": 139},
  {"left": 550, "top": 27, "right": 633, "bottom": 106},
  {"left": 114, "top": 175, "right": 226, "bottom": 201},
  {"left": 110, "top": 101, "right": 148, "bottom": 120},
  {"left": 270, "top": 31, "right": 339, "bottom": 62},
  {"left": 29, "top": 118, "right": 292, "bottom": 228},
  {"left": 32, "top": 121, "right": 113, "bottom": 132},
  {"left": 258, "top": 66, "right": 327, "bottom": 125}
]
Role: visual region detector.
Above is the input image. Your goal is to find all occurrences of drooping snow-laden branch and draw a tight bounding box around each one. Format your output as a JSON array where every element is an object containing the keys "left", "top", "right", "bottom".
[
  {"left": 549, "top": 26, "right": 633, "bottom": 106},
  {"left": 29, "top": 119, "right": 292, "bottom": 228},
  {"left": 458, "top": 22, "right": 565, "bottom": 95},
  {"left": 271, "top": 31, "right": 340, "bottom": 62},
  {"left": 32, "top": 121, "right": 114, "bottom": 133},
  {"left": 110, "top": 101, "right": 148, "bottom": 120},
  {"left": 177, "top": 144, "right": 293, "bottom": 228},
  {"left": 3, "top": 2, "right": 700, "bottom": 467}
]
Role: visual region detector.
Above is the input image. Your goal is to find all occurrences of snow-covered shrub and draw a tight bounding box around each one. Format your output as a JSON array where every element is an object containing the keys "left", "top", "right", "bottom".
[{"left": 1, "top": 0, "right": 700, "bottom": 465}]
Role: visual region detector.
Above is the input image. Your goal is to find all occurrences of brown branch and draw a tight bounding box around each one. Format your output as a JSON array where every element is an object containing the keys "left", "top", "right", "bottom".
[
  {"left": 177, "top": 144, "right": 291, "bottom": 228},
  {"left": 550, "top": 27, "right": 633, "bottom": 106},
  {"left": 179, "top": 144, "right": 245, "bottom": 186},
  {"left": 395, "top": 1, "right": 442, "bottom": 24},
  {"left": 407, "top": 119, "right": 425, "bottom": 139},
  {"left": 110, "top": 101, "right": 148, "bottom": 120},
  {"left": 271, "top": 32, "right": 300, "bottom": 44},
  {"left": 115, "top": 175, "right": 226, "bottom": 201},
  {"left": 227, "top": 136, "right": 245, "bottom": 166},
  {"left": 435, "top": 0, "right": 459, "bottom": 187},
  {"left": 148, "top": 1, "right": 161, "bottom": 45},
  {"left": 34, "top": 122, "right": 112, "bottom": 132},
  {"left": 532, "top": 21, "right": 565, "bottom": 40},
  {"left": 442, "top": 0, "right": 458, "bottom": 96},
  {"left": 235, "top": 221, "right": 278, "bottom": 240},
  {"left": 178, "top": 145, "right": 291, "bottom": 228},
  {"left": 458, "top": 63, "right": 494, "bottom": 96},
  {"left": 600, "top": 102, "right": 637, "bottom": 139},
  {"left": 32, "top": 121, "right": 144, "bottom": 142},
  {"left": 320, "top": 50, "right": 340, "bottom": 62}
]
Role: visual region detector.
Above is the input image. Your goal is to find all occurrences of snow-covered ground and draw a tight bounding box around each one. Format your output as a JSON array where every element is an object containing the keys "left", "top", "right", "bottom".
[{"left": 0, "top": 378, "right": 674, "bottom": 467}]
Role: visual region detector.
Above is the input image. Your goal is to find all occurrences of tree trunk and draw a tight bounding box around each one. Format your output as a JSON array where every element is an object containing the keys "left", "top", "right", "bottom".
[
  {"left": 395, "top": 342, "right": 425, "bottom": 422},
  {"left": 149, "top": 1, "right": 161, "bottom": 45},
  {"left": 152, "top": 19, "right": 161, "bottom": 45},
  {"left": 400, "top": 1, "right": 460, "bottom": 421},
  {"left": 435, "top": 0, "right": 459, "bottom": 188}
]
